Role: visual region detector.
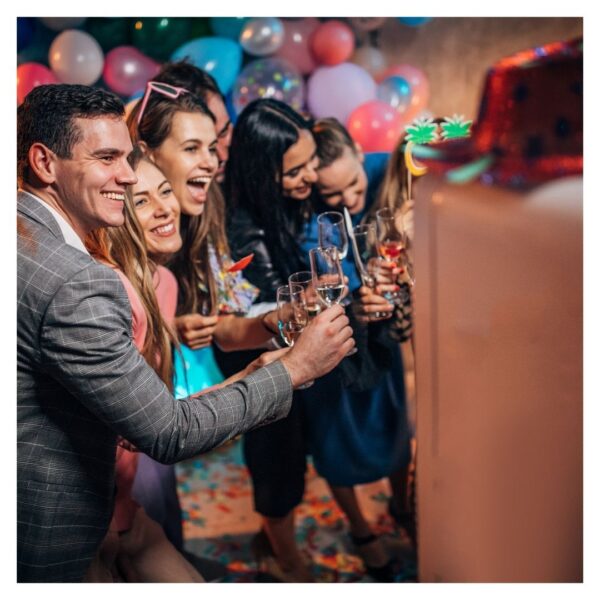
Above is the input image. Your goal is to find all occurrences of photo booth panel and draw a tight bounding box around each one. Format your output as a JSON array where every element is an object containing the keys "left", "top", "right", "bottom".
[{"left": 413, "top": 175, "right": 582, "bottom": 582}]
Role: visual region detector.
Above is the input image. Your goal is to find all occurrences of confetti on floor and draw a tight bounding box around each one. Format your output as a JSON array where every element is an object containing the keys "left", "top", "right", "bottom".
[{"left": 176, "top": 438, "right": 417, "bottom": 583}]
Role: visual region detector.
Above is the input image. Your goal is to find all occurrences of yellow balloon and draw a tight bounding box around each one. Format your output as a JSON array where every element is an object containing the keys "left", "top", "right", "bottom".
[{"left": 404, "top": 141, "right": 428, "bottom": 177}]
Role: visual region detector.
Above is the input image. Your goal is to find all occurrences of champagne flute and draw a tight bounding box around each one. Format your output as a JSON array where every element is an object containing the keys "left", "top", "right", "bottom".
[
  {"left": 375, "top": 207, "right": 406, "bottom": 305},
  {"left": 276, "top": 284, "right": 313, "bottom": 388},
  {"left": 309, "top": 246, "right": 357, "bottom": 356},
  {"left": 289, "top": 271, "right": 322, "bottom": 321},
  {"left": 353, "top": 222, "right": 390, "bottom": 320},
  {"left": 317, "top": 211, "right": 349, "bottom": 260}
]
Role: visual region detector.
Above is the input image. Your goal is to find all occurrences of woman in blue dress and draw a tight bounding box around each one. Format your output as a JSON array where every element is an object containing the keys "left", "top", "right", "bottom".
[
  {"left": 300, "top": 119, "right": 415, "bottom": 574},
  {"left": 225, "top": 102, "right": 412, "bottom": 581}
]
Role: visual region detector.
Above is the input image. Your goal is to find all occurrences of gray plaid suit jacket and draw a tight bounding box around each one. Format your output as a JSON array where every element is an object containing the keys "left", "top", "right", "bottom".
[{"left": 17, "top": 192, "right": 293, "bottom": 582}]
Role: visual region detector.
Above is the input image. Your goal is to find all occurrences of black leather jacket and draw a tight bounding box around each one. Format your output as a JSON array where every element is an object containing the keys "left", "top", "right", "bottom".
[{"left": 227, "top": 206, "right": 308, "bottom": 303}]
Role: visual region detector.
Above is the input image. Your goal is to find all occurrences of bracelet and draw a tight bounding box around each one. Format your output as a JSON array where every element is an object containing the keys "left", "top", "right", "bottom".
[{"left": 261, "top": 311, "right": 279, "bottom": 336}]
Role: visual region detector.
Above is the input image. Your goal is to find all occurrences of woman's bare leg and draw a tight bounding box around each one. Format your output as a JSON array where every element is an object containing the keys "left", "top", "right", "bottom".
[
  {"left": 328, "top": 484, "right": 389, "bottom": 568},
  {"left": 261, "top": 512, "right": 314, "bottom": 582}
]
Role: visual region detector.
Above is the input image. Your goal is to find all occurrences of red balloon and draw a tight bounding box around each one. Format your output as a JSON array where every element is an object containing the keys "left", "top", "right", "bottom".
[
  {"left": 346, "top": 100, "right": 405, "bottom": 152},
  {"left": 310, "top": 20, "right": 355, "bottom": 66},
  {"left": 377, "top": 64, "right": 430, "bottom": 121},
  {"left": 103, "top": 46, "right": 160, "bottom": 97},
  {"left": 17, "top": 63, "right": 58, "bottom": 105}
]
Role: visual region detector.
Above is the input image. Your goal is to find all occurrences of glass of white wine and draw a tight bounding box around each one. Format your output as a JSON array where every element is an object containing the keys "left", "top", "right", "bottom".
[
  {"left": 289, "top": 271, "right": 322, "bottom": 321},
  {"left": 317, "top": 211, "right": 349, "bottom": 260},
  {"left": 276, "top": 283, "right": 313, "bottom": 388},
  {"left": 309, "top": 246, "right": 357, "bottom": 356}
]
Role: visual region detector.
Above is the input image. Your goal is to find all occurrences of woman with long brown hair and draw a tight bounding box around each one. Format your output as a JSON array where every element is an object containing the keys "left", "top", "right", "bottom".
[
  {"left": 128, "top": 84, "right": 280, "bottom": 353},
  {"left": 84, "top": 148, "right": 202, "bottom": 582}
]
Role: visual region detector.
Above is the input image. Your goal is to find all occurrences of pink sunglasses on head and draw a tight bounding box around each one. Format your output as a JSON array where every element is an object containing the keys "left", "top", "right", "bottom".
[{"left": 136, "top": 80, "right": 190, "bottom": 126}]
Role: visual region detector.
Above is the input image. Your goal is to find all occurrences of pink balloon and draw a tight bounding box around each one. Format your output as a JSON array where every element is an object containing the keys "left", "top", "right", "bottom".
[
  {"left": 275, "top": 17, "right": 319, "bottom": 75},
  {"left": 307, "top": 63, "right": 376, "bottom": 124},
  {"left": 103, "top": 46, "right": 160, "bottom": 97},
  {"left": 377, "top": 64, "right": 430, "bottom": 121},
  {"left": 346, "top": 100, "right": 405, "bottom": 153},
  {"left": 310, "top": 20, "right": 355, "bottom": 66},
  {"left": 17, "top": 62, "right": 58, "bottom": 105}
]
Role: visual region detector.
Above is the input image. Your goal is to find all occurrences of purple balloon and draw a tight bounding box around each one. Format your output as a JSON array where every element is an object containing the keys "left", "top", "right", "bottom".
[{"left": 307, "top": 63, "right": 376, "bottom": 123}]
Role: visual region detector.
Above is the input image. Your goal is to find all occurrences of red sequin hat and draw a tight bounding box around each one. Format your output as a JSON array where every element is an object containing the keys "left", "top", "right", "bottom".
[{"left": 414, "top": 37, "right": 583, "bottom": 187}]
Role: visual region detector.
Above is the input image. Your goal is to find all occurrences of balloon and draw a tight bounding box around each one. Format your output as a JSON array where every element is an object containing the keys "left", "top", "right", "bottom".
[
  {"left": 346, "top": 100, "right": 405, "bottom": 152},
  {"left": 232, "top": 57, "right": 304, "bottom": 116},
  {"left": 85, "top": 17, "right": 131, "bottom": 52},
  {"left": 171, "top": 37, "right": 242, "bottom": 95},
  {"left": 239, "top": 17, "right": 284, "bottom": 57},
  {"left": 210, "top": 17, "right": 250, "bottom": 40},
  {"left": 310, "top": 20, "right": 355, "bottom": 66},
  {"left": 17, "top": 62, "right": 58, "bottom": 105},
  {"left": 351, "top": 46, "right": 387, "bottom": 78},
  {"left": 307, "top": 63, "right": 376, "bottom": 124},
  {"left": 132, "top": 17, "right": 191, "bottom": 61},
  {"left": 40, "top": 17, "right": 87, "bottom": 31},
  {"left": 48, "top": 30, "right": 104, "bottom": 85},
  {"left": 398, "top": 17, "right": 432, "bottom": 27},
  {"left": 378, "top": 64, "right": 429, "bottom": 121},
  {"left": 377, "top": 76, "right": 413, "bottom": 115},
  {"left": 17, "top": 18, "right": 35, "bottom": 52},
  {"left": 103, "top": 46, "right": 160, "bottom": 97},
  {"left": 348, "top": 17, "right": 388, "bottom": 32},
  {"left": 274, "top": 17, "right": 319, "bottom": 75}
]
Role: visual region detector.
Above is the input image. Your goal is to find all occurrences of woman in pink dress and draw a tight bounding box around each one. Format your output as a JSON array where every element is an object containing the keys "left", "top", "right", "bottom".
[{"left": 84, "top": 150, "right": 202, "bottom": 582}]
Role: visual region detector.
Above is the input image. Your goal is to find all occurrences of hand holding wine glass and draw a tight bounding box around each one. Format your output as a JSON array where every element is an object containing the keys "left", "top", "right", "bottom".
[
  {"left": 288, "top": 271, "right": 322, "bottom": 321},
  {"left": 276, "top": 284, "right": 313, "bottom": 388},
  {"left": 309, "top": 246, "right": 357, "bottom": 356},
  {"left": 353, "top": 223, "right": 394, "bottom": 321}
]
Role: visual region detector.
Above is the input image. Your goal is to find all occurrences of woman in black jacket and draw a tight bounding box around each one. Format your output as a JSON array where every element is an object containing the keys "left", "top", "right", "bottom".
[{"left": 224, "top": 99, "right": 319, "bottom": 582}]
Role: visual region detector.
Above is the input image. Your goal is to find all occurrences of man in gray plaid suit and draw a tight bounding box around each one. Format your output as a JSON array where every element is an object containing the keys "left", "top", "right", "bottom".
[{"left": 17, "top": 84, "right": 355, "bottom": 582}]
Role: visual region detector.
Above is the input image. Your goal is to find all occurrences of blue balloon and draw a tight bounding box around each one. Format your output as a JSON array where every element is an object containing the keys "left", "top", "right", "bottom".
[
  {"left": 210, "top": 17, "right": 250, "bottom": 40},
  {"left": 398, "top": 17, "right": 432, "bottom": 27},
  {"left": 170, "top": 37, "right": 242, "bottom": 95},
  {"left": 17, "top": 17, "right": 35, "bottom": 52}
]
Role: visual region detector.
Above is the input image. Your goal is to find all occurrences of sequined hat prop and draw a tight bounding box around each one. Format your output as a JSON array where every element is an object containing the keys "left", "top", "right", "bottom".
[{"left": 408, "top": 37, "right": 583, "bottom": 187}]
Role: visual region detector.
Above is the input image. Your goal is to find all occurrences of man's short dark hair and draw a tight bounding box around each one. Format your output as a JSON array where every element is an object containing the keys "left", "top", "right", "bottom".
[
  {"left": 17, "top": 84, "right": 125, "bottom": 185},
  {"left": 154, "top": 60, "right": 224, "bottom": 104}
]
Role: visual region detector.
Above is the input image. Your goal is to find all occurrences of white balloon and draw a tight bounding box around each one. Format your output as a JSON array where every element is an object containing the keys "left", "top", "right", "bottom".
[
  {"left": 49, "top": 30, "right": 104, "bottom": 86},
  {"left": 239, "top": 17, "right": 285, "bottom": 56},
  {"left": 351, "top": 46, "right": 387, "bottom": 78}
]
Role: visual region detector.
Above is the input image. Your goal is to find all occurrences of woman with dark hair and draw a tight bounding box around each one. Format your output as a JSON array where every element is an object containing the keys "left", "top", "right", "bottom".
[
  {"left": 226, "top": 102, "right": 412, "bottom": 582},
  {"left": 224, "top": 99, "right": 320, "bottom": 582}
]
